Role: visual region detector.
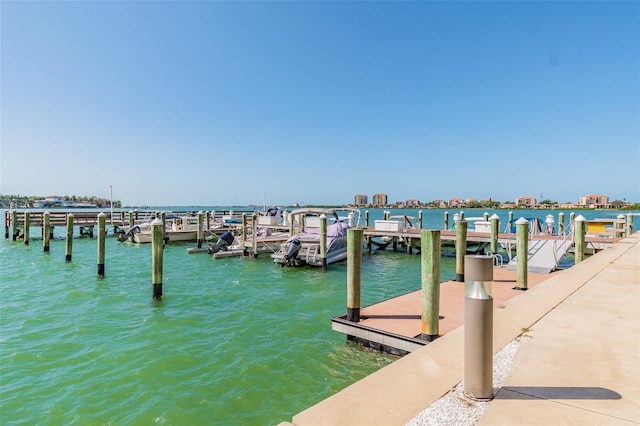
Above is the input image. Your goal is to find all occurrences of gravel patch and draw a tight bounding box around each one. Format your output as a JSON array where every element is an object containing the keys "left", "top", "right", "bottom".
[{"left": 406, "top": 338, "right": 520, "bottom": 426}]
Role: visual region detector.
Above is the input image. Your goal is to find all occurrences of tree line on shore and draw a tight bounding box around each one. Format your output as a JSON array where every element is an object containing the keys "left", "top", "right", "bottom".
[{"left": 0, "top": 194, "right": 122, "bottom": 209}]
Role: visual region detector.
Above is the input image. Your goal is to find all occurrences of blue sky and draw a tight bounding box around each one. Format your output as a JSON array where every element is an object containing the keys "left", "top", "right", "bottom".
[{"left": 1, "top": 1, "right": 638, "bottom": 206}]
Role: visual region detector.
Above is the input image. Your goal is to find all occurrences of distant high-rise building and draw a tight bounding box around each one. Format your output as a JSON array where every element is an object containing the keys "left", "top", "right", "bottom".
[
  {"left": 354, "top": 194, "right": 368, "bottom": 206},
  {"left": 373, "top": 193, "right": 388, "bottom": 207}
]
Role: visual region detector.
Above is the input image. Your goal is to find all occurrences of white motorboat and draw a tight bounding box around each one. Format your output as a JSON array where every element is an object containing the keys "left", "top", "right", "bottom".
[
  {"left": 271, "top": 208, "right": 360, "bottom": 267},
  {"left": 118, "top": 214, "right": 222, "bottom": 244}
]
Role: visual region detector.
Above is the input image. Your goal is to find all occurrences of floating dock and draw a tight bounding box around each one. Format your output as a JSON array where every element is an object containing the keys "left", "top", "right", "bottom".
[{"left": 332, "top": 267, "right": 559, "bottom": 355}]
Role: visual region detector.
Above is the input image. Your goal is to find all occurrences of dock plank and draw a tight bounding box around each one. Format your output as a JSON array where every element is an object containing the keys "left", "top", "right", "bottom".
[{"left": 340, "top": 268, "right": 561, "bottom": 350}]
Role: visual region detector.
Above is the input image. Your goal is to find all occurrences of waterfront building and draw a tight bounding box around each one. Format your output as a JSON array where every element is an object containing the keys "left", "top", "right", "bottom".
[
  {"left": 515, "top": 196, "right": 537, "bottom": 207},
  {"left": 448, "top": 198, "right": 465, "bottom": 208},
  {"left": 406, "top": 199, "right": 420, "bottom": 207},
  {"left": 579, "top": 194, "right": 610, "bottom": 208},
  {"left": 373, "top": 193, "right": 388, "bottom": 207},
  {"left": 354, "top": 194, "right": 368, "bottom": 206}
]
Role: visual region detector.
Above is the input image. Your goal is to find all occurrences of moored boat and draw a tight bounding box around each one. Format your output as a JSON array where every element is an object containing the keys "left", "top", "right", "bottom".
[{"left": 271, "top": 208, "right": 360, "bottom": 267}]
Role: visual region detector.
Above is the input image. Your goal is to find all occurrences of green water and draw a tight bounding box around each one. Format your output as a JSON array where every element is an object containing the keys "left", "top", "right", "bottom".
[{"left": 0, "top": 208, "right": 629, "bottom": 424}]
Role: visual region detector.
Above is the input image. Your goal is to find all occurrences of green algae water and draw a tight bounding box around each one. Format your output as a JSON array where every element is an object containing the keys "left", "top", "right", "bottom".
[{"left": 0, "top": 208, "right": 629, "bottom": 424}]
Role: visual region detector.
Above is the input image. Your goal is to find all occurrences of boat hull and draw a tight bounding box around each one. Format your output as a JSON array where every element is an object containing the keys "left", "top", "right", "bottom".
[{"left": 133, "top": 231, "right": 199, "bottom": 244}]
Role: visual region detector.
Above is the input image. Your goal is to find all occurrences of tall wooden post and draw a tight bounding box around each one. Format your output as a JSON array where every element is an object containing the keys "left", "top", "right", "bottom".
[
  {"left": 443, "top": 211, "right": 449, "bottom": 230},
  {"left": 515, "top": 217, "right": 529, "bottom": 290},
  {"left": 508, "top": 211, "right": 514, "bottom": 233},
  {"left": 490, "top": 214, "right": 499, "bottom": 254},
  {"left": 97, "top": 213, "right": 106, "bottom": 277},
  {"left": 160, "top": 212, "right": 166, "bottom": 240},
  {"left": 421, "top": 229, "right": 441, "bottom": 341},
  {"left": 251, "top": 212, "right": 258, "bottom": 257},
  {"left": 627, "top": 212, "right": 634, "bottom": 237},
  {"left": 455, "top": 220, "right": 468, "bottom": 282},
  {"left": 558, "top": 212, "right": 565, "bottom": 235},
  {"left": 11, "top": 210, "right": 18, "bottom": 240},
  {"left": 483, "top": 212, "right": 489, "bottom": 221},
  {"left": 65, "top": 214, "right": 74, "bottom": 262},
  {"left": 43, "top": 212, "right": 51, "bottom": 253},
  {"left": 4, "top": 211, "right": 9, "bottom": 239},
  {"left": 364, "top": 210, "right": 369, "bottom": 227},
  {"left": 24, "top": 211, "right": 30, "bottom": 245},
  {"left": 616, "top": 214, "right": 625, "bottom": 241},
  {"left": 197, "top": 211, "right": 204, "bottom": 249},
  {"left": 128, "top": 211, "right": 134, "bottom": 228},
  {"left": 320, "top": 214, "right": 328, "bottom": 271},
  {"left": 241, "top": 213, "right": 248, "bottom": 253},
  {"left": 347, "top": 228, "right": 363, "bottom": 322},
  {"left": 574, "top": 215, "right": 586, "bottom": 264},
  {"left": 418, "top": 210, "right": 423, "bottom": 229},
  {"left": 151, "top": 217, "right": 164, "bottom": 299},
  {"left": 206, "top": 211, "right": 211, "bottom": 231}
]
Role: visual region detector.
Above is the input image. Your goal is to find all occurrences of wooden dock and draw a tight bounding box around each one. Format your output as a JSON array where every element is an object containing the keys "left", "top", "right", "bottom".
[
  {"left": 332, "top": 267, "right": 561, "bottom": 355},
  {"left": 2, "top": 209, "right": 259, "bottom": 239}
]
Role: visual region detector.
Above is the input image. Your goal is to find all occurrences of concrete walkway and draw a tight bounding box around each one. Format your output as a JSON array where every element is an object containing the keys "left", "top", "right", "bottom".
[{"left": 282, "top": 233, "right": 639, "bottom": 425}]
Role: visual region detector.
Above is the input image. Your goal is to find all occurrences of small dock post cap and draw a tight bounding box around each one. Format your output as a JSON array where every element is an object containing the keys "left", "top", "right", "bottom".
[
  {"left": 319, "top": 214, "right": 326, "bottom": 219},
  {"left": 151, "top": 217, "right": 164, "bottom": 226},
  {"left": 575, "top": 215, "right": 586, "bottom": 222},
  {"left": 617, "top": 214, "right": 625, "bottom": 219},
  {"left": 490, "top": 214, "right": 500, "bottom": 220},
  {"left": 545, "top": 214, "right": 555, "bottom": 224},
  {"left": 97, "top": 212, "right": 106, "bottom": 217},
  {"left": 515, "top": 217, "right": 529, "bottom": 225}
]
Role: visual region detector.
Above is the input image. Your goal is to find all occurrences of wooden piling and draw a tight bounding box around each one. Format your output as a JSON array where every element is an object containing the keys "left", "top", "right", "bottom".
[
  {"left": 206, "top": 211, "right": 211, "bottom": 231},
  {"left": 151, "top": 217, "right": 164, "bottom": 299},
  {"left": 483, "top": 212, "right": 489, "bottom": 221},
  {"left": 558, "top": 212, "right": 565, "bottom": 235},
  {"left": 320, "top": 214, "right": 328, "bottom": 271},
  {"left": 455, "top": 220, "right": 468, "bottom": 282},
  {"left": 4, "top": 211, "right": 9, "bottom": 239},
  {"left": 490, "top": 214, "right": 499, "bottom": 254},
  {"left": 43, "top": 212, "right": 51, "bottom": 253},
  {"left": 197, "top": 211, "right": 204, "bottom": 249},
  {"left": 574, "top": 215, "right": 586, "bottom": 264},
  {"left": 616, "top": 214, "right": 625, "bottom": 240},
  {"left": 252, "top": 213, "right": 258, "bottom": 257},
  {"left": 443, "top": 211, "right": 449, "bottom": 230},
  {"left": 508, "top": 211, "right": 514, "bottom": 233},
  {"left": 242, "top": 213, "right": 248, "bottom": 253},
  {"left": 24, "top": 211, "right": 30, "bottom": 245},
  {"left": 65, "top": 214, "right": 74, "bottom": 262},
  {"left": 627, "top": 212, "right": 634, "bottom": 237},
  {"left": 347, "top": 228, "right": 363, "bottom": 322},
  {"left": 420, "top": 229, "right": 441, "bottom": 341},
  {"left": 365, "top": 210, "right": 369, "bottom": 227},
  {"left": 515, "top": 217, "right": 529, "bottom": 290},
  {"left": 418, "top": 210, "right": 423, "bottom": 229},
  {"left": 160, "top": 212, "right": 166, "bottom": 240},
  {"left": 97, "top": 213, "right": 106, "bottom": 277},
  {"left": 11, "top": 210, "right": 18, "bottom": 240}
]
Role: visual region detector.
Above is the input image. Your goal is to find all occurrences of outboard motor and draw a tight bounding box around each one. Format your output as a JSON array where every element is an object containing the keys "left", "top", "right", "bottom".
[
  {"left": 207, "top": 231, "right": 235, "bottom": 254},
  {"left": 282, "top": 239, "right": 301, "bottom": 267},
  {"left": 117, "top": 225, "right": 140, "bottom": 242}
]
